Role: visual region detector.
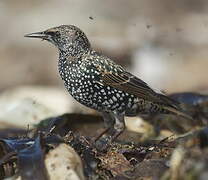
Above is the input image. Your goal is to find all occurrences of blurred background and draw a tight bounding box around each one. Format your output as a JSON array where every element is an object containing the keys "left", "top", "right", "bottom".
[
  {"left": 1, "top": 0, "right": 208, "bottom": 120},
  {"left": 1, "top": 1, "right": 208, "bottom": 179}
]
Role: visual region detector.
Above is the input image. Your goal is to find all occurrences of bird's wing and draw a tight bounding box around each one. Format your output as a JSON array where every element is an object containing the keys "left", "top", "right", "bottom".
[
  {"left": 101, "top": 70, "right": 158, "bottom": 101},
  {"left": 86, "top": 52, "right": 180, "bottom": 108},
  {"left": 98, "top": 65, "right": 179, "bottom": 108}
]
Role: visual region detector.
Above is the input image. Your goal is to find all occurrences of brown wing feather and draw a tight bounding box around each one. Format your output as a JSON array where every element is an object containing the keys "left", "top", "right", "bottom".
[{"left": 102, "top": 71, "right": 180, "bottom": 108}]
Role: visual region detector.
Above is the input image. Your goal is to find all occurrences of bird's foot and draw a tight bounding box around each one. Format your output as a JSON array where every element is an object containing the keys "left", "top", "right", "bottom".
[
  {"left": 93, "top": 128, "right": 124, "bottom": 152},
  {"left": 91, "top": 127, "right": 110, "bottom": 142},
  {"left": 94, "top": 136, "right": 112, "bottom": 152}
]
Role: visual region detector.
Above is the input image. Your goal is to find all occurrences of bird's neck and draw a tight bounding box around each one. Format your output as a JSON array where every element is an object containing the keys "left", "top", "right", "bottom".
[{"left": 58, "top": 44, "right": 90, "bottom": 58}]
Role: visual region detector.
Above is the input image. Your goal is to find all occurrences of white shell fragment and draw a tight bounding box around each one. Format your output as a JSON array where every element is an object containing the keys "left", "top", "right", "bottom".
[{"left": 45, "top": 144, "right": 85, "bottom": 180}]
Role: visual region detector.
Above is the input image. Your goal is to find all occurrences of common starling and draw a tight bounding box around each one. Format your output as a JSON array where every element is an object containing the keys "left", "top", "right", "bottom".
[{"left": 25, "top": 25, "right": 190, "bottom": 149}]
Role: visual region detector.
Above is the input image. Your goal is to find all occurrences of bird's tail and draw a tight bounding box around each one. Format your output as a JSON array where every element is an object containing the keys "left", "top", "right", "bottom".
[
  {"left": 162, "top": 106, "right": 193, "bottom": 120},
  {"left": 157, "top": 93, "right": 193, "bottom": 120},
  {"left": 125, "top": 92, "right": 192, "bottom": 119}
]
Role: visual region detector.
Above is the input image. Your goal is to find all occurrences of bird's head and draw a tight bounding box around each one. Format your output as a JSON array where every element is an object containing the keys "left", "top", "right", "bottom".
[{"left": 25, "top": 25, "right": 91, "bottom": 56}]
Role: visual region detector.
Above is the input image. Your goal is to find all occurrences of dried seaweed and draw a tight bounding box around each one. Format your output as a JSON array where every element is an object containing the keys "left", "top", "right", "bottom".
[{"left": 1, "top": 92, "right": 208, "bottom": 179}]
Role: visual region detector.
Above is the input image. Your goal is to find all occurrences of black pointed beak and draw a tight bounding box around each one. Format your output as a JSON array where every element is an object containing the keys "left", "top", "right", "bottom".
[{"left": 24, "top": 31, "right": 48, "bottom": 40}]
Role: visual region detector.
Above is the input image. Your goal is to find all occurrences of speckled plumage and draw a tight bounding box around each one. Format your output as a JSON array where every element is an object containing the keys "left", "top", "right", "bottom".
[
  {"left": 59, "top": 50, "right": 139, "bottom": 113},
  {"left": 25, "top": 25, "right": 189, "bottom": 149}
]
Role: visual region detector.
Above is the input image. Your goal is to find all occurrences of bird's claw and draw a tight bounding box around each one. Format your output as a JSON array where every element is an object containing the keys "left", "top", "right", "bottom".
[{"left": 94, "top": 136, "right": 112, "bottom": 152}]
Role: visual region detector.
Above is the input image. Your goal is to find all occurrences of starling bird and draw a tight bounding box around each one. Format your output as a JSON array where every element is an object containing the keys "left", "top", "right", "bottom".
[{"left": 25, "top": 25, "right": 190, "bottom": 149}]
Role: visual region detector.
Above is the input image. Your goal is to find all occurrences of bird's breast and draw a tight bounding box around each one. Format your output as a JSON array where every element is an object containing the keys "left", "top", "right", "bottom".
[{"left": 58, "top": 59, "right": 138, "bottom": 112}]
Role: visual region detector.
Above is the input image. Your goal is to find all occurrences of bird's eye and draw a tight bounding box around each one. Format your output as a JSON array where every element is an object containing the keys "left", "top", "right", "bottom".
[{"left": 46, "top": 31, "right": 60, "bottom": 37}]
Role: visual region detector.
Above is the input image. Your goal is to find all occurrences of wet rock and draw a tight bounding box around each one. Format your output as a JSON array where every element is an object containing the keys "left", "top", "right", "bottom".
[{"left": 169, "top": 92, "right": 208, "bottom": 106}]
